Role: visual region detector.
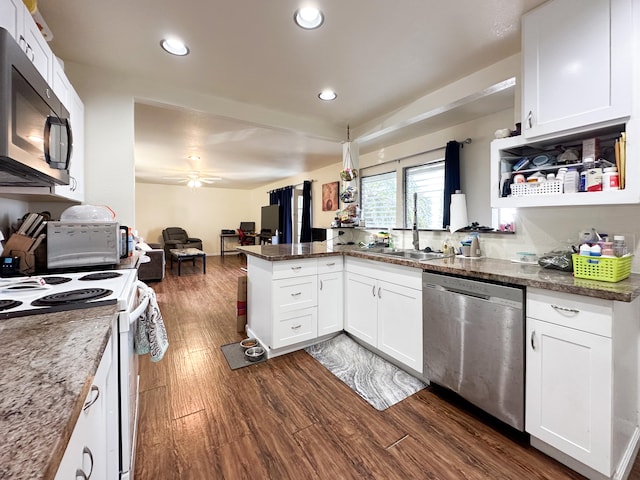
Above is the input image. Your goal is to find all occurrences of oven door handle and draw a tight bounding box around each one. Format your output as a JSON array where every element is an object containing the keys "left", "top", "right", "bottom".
[{"left": 129, "top": 281, "right": 150, "bottom": 324}]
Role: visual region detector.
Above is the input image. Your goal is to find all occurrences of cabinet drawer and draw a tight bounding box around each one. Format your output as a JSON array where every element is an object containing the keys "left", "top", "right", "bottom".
[
  {"left": 273, "top": 276, "right": 317, "bottom": 313},
  {"left": 272, "top": 258, "right": 317, "bottom": 279},
  {"left": 273, "top": 307, "right": 317, "bottom": 348},
  {"left": 527, "top": 288, "right": 612, "bottom": 337},
  {"left": 317, "top": 256, "right": 343, "bottom": 274}
]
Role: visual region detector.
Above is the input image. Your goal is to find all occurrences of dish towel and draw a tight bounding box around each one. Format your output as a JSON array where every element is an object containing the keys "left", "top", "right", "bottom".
[{"left": 134, "top": 283, "right": 169, "bottom": 362}]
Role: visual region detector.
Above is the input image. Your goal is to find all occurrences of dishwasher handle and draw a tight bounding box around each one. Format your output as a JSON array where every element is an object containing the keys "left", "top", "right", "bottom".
[{"left": 442, "top": 286, "right": 491, "bottom": 301}]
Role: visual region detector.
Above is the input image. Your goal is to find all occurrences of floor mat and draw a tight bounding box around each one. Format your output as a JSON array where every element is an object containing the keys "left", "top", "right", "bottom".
[
  {"left": 221, "top": 342, "right": 267, "bottom": 370},
  {"left": 305, "top": 333, "right": 426, "bottom": 411}
]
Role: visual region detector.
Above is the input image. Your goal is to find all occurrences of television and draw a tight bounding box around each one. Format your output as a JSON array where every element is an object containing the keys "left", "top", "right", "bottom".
[{"left": 260, "top": 205, "right": 279, "bottom": 234}]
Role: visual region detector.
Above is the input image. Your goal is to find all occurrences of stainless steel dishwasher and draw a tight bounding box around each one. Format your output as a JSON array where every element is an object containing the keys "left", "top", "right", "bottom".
[{"left": 422, "top": 271, "right": 524, "bottom": 430}]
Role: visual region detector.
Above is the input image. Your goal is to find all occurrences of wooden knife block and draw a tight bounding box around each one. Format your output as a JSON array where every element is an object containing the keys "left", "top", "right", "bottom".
[{"left": 1, "top": 234, "right": 45, "bottom": 274}]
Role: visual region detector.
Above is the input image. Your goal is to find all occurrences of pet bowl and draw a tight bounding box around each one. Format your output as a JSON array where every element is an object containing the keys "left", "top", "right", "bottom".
[
  {"left": 245, "top": 346, "right": 265, "bottom": 362},
  {"left": 240, "top": 338, "right": 258, "bottom": 349}
]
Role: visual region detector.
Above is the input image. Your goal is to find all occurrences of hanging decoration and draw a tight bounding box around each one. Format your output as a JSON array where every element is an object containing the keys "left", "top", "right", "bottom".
[{"left": 340, "top": 125, "right": 358, "bottom": 204}]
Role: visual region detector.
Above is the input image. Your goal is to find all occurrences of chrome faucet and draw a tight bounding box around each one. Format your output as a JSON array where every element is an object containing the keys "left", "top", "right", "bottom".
[{"left": 412, "top": 192, "right": 420, "bottom": 250}]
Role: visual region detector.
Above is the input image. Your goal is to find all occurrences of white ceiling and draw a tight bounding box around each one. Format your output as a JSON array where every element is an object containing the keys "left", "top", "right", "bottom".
[{"left": 37, "top": 0, "right": 547, "bottom": 189}]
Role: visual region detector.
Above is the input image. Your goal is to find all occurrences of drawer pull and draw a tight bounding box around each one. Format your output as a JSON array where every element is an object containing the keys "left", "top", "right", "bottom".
[
  {"left": 83, "top": 385, "right": 100, "bottom": 411},
  {"left": 371, "top": 285, "right": 376, "bottom": 297},
  {"left": 76, "top": 446, "right": 94, "bottom": 479},
  {"left": 550, "top": 304, "right": 579, "bottom": 314},
  {"left": 291, "top": 292, "right": 302, "bottom": 297},
  {"left": 526, "top": 110, "right": 533, "bottom": 129},
  {"left": 377, "top": 287, "right": 382, "bottom": 298},
  {"left": 291, "top": 324, "right": 302, "bottom": 330},
  {"left": 291, "top": 266, "right": 302, "bottom": 271},
  {"left": 530, "top": 330, "right": 536, "bottom": 351},
  {"left": 319, "top": 280, "right": 323, "bottom": 290},
  {"left": 325, "top": 262, "right": 336, "bottom": 267}
]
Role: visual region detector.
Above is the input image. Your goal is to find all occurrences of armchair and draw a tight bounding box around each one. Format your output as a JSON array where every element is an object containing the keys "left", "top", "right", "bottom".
[{"left": 162, "top": 227, "right": 203, "bottom": 258}]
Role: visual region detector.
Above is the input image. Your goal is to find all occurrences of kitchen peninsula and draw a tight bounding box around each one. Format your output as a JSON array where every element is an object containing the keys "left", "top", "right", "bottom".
[{"left": 240, "top": 242, "right": 640, "bottom": 480}]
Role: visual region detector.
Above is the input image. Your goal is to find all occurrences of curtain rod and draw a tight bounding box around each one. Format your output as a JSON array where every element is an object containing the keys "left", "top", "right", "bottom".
[
  {"left": 267, "top": 179, "right": 316, "bottom": 194},
  {"left": 363, "top": 137, "right": 473, "bottom": 169}
]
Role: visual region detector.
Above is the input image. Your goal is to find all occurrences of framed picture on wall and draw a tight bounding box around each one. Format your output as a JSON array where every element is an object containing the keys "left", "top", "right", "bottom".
[{"left": 322, "top": 181, "right": 339, "bottom": 211}]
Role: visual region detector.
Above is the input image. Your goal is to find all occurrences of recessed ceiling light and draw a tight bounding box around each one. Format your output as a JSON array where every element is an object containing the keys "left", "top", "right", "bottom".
[
  {"left": 318, "top": 89, "right": 337, "bottom": 101},
  {"left": 160, "top": 37, "right": 189, "bottom": 56},
  {"left": 294, "top": 7, "right": 324, "bottom": 29}
]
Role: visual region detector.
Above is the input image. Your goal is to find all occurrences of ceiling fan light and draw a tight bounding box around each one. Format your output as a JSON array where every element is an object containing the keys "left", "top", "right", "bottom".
[
  {"left": 160, "top": 37, "right": 190, "bottom": 56},
  {"left": 318, "top": 89, "right": 337, "bottom": 101},
  {"left": 294, "top": 7, "right": 324, "bottom": 30},
  {"left": 187, "top": 179, "right": 202, "bottom": 188}
]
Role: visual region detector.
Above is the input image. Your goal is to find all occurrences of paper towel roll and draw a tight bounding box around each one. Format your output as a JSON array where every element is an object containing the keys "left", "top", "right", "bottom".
[{"left": 449, "top": 193, "right": 468, "bottom": 233}]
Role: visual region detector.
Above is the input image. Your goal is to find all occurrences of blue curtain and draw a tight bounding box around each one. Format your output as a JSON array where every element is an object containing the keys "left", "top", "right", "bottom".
[
  {"left": 300, "top": 181, "right": 312, "bottom": 242},
  {"left": 442, "top": 140, "right": 461, "bottom": 230},
  {"left": 269, "top": 186, "right": 293, "bottom": 243}
]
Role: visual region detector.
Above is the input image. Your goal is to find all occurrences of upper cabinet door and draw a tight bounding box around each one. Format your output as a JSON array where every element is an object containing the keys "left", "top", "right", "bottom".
[
  {"left": 522, "top": 0, "right": 632, "bottom": 138},
  {"left": 0, "top": 0, "right": 24, "bottom": 40}
]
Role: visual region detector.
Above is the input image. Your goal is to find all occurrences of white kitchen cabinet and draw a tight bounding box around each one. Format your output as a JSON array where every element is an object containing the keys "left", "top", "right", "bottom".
[
  {"left": 525, "top": 288, "right": 639, "bottom": 479},
  {"left": 0, "top": 0, "right": 23, "bottom": 40},
  {"left": 248, "top": 256, "right": 347, "bottom": 356},
  {"left": 345, "top": 258, "right": 422, "bottom": 373},
  {"left": 522, "top": 0, "right": 632, "bottom": 139},
  {"left": 345, "top": 271, "right": 378, "bottom": 345},
  {"left": 317, "top": 257, "right": 343, "bottom": 336},
  {"left": 377, "top": 279, "right": 422, "bottom": 372},
  {"left": 56, "top": 333, "right": 118, "bottom": 480},
  {"left": 0, "top": 0, "right": 54, "bottom": 83}
]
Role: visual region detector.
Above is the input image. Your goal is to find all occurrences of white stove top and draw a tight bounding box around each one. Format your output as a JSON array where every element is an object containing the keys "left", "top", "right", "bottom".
[{"left": 0, "top": 269, "right": 138, "bottom": 319}]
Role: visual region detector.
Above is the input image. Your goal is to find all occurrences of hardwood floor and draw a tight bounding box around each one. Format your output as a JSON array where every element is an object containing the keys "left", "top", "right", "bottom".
[{"left": 135, "top": 255, "right": 640, "bottom": 480}]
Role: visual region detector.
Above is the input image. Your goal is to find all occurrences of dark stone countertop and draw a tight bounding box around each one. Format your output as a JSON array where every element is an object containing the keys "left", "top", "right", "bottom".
[
  {"left": 0, "top": 305, "right": 118, "bottom": 480},
  {"left": 238, "top": 243, "right": 640, "bottom": 302}
]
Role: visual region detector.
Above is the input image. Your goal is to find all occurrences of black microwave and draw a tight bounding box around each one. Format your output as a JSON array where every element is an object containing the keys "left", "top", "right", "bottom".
[{"left": 0, "top": 27, "right": 71, "bottom": 187}]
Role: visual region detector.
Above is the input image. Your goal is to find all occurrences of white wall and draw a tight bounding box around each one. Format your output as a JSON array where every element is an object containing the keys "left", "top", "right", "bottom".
[{"left": 135, "top": 182, "right": 253, "bottom": 255}]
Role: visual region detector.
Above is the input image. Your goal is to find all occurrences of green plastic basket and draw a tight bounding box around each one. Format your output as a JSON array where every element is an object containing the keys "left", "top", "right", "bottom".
[{"left": 572, "top": 254, "right": 632, "bottom": 282}]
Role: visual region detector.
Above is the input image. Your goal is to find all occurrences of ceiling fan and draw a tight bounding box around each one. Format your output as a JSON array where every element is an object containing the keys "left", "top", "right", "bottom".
[{"left": 163, "top": 172, "right": 221, "bottom": 188}]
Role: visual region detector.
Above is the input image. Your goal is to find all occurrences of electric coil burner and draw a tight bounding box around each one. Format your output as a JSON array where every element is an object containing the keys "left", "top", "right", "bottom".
[
  {"left": 0, "top": 299, "right": 22, "bottom": 311},
  {"left": 31, "top": 288, "right": 113, "bottom": 306},
  {"left": 79, "top": 272, "right": 122, "bottom": 281},
  {"left": 42, "top": 276, "right": 72, "bottom": 285}
]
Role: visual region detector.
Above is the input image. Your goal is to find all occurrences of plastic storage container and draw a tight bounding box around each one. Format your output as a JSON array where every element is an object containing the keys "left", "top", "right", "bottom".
[{"left": 572, "top": 254, "right": 632, "bottom": 282}]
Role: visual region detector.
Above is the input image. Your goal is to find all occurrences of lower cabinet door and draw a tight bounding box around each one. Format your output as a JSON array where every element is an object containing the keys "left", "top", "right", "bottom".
[
  {"left": 526, "top": 318, "right": 612, "bottom": 475},
  {"left": 273, "top": 307, "right": 317, "bottom": 348},
  {"left": 318, "top": 271, "right": 343, "bottom": 336},
  {"left": 344, "top": 272, "right": 377, "bottom": 345},
  {"left": 377, "top": 281, "right": 422, "bottom": 372}
]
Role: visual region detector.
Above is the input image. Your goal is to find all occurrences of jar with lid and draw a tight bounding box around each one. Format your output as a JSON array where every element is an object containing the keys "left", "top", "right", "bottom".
[
  {"left": 613, "top": 235, "right": 627, "bottom": 257},
  {"left": 602, "top": 167, "right": 619, "bottom": 190}
]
